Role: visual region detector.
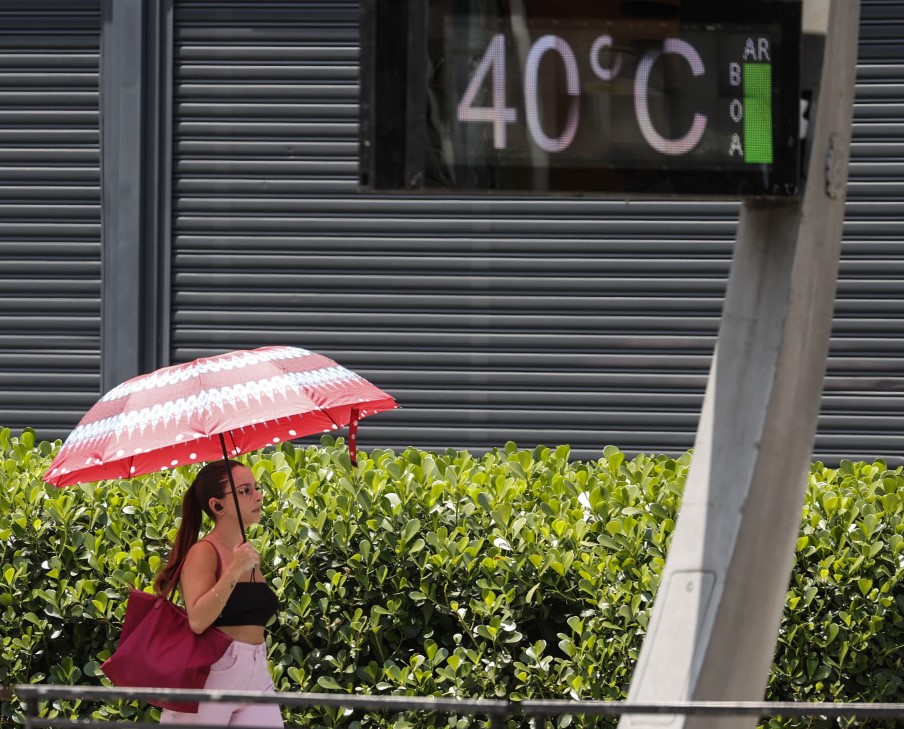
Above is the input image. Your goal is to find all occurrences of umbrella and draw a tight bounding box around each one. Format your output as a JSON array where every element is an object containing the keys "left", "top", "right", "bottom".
[{"left": 44, "top": 345, "right": 398, "bottom": 533}]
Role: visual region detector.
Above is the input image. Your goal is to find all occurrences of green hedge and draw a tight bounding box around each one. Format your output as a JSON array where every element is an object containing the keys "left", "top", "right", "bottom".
[{"left": 1, "top": 427, "right": 903, "bottom": 728}]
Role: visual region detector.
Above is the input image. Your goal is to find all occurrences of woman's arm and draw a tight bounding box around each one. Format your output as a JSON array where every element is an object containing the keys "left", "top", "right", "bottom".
[{"left": 180, "top": 541, "right": 260, "bottom": 633}]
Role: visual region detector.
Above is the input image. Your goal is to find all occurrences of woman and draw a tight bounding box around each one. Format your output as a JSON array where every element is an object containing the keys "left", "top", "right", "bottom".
[{"left": 154, "top": 459, "right": 283, "bottom": 727}]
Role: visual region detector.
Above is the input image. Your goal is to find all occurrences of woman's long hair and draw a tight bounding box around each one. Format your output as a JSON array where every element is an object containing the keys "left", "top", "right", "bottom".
[{"left": 153, "top": 459, "right": 241, "bottom": 596}]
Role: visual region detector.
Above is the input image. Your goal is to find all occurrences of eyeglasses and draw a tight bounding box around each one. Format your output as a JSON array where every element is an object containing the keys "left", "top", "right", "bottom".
[{"left": 220, "top": 483, "right": 262, "bottom": 499}]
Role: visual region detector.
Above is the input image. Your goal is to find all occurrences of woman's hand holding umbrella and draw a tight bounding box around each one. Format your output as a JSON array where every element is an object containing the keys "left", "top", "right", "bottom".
[{"left": 230, "top": 541, "right": 261, "bottom": 575}]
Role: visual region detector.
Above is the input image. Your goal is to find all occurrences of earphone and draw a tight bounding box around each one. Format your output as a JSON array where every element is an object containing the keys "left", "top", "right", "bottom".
[{"left": 214, "top": 502, "right": 224, "bottom": 512}]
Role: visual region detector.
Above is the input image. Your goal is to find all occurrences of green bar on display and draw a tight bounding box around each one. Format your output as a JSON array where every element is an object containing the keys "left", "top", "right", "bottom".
[{"left": 743, "top": 63, "right": 773, "bottom": 164}]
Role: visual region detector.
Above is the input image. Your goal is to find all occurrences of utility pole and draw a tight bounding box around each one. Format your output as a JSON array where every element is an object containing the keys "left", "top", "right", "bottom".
[{"left": 620, "top": 2, "right": 860, "bottom": 727}]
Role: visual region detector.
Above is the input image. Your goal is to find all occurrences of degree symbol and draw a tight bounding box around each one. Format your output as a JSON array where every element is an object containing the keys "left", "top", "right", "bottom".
[{"left": 590, "top": 34, "right": 622, "bottom": 81}]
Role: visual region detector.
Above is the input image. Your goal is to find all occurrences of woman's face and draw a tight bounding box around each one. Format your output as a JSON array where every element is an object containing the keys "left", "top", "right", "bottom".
[{"left": 218, "top": 465, "right": 264, "bottom": 526}]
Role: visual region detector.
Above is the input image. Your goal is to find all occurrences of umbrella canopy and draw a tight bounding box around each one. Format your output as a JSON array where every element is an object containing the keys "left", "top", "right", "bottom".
[{"left": 44, "top": 345, "right": 398, "bottom": 487}]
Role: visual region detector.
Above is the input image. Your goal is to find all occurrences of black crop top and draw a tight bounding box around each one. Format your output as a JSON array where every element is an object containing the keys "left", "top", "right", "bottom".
[{"left": 199, "top": 540, "right": 280, "bottom": 628}]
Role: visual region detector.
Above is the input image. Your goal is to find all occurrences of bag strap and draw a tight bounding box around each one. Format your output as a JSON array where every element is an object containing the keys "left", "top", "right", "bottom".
[{"left": 165, "top": 554, "right": 187, "bottom": 602}]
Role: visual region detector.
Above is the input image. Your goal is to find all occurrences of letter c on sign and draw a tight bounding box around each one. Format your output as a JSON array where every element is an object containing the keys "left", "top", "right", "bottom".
[{"left": 634, "top": 38, "right": 708, "bottom": 156}]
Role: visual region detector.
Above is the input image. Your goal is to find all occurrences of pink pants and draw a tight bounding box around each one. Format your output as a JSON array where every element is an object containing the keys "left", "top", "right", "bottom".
[{"left": 160, "top": 641, "right": 283, "bottom": 727}]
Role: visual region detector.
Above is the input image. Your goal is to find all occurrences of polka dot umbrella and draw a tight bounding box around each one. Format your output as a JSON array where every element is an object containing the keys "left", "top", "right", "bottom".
[{"left": 44, "top": 346, "right": 398, "bottom": 532}]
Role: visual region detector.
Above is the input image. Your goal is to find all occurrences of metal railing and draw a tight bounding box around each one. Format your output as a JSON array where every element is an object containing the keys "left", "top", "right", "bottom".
[{"left": 7, "top": 685, "right": 904, "bottom": 729}]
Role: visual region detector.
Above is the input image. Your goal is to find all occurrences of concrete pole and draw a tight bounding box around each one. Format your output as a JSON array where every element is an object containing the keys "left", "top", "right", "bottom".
[{"left": 619, "top": 2, "right": 860, "bottom": 728}]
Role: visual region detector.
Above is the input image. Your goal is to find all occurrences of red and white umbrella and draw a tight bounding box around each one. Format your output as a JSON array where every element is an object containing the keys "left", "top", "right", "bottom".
[{"left": 44, "top": 345, "right": 398, "bottom": 488}]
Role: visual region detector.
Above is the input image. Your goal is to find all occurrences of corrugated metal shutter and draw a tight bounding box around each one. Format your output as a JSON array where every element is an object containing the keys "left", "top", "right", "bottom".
[
  {"left": 821, "top": 0, "right": 904, "bottom": 460},
  {"left": 0, "top": 1, "right": 101, "bottom": 441},
  {"left": 172, "top": 0, "right": 903, "bottom": 463}
]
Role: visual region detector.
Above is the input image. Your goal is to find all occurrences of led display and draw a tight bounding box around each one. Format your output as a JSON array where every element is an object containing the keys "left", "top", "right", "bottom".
[{"left": 360, "top": 0, "right": 802, "bottom": 198}]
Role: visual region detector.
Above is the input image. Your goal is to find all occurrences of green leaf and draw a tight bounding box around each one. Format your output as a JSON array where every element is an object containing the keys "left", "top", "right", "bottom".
[
  {"left": 317, "top": 676, "right": 344, "bottom": 690},
  {"left": 401, "top": 518, "right": 422, "bottom": 544},
  {"left": 648, "top": 503, "right": 670, "bottom": 520}
]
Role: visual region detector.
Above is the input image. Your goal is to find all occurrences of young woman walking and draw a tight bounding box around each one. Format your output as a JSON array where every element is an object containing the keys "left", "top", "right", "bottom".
[{"left": 154, "top": 459, "right": 283, "bottom": 727}]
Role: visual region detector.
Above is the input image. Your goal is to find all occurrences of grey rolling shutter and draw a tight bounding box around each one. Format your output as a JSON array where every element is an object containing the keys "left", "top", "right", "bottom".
[
  {"left": 172, "top": 0, "right": 902, "bottom": 464},
  {"left": 823, "top": 0, "right": 904, "bottom": 460},
  {"left": 0, "top": 1, "right": 101, "bottom": 442}
]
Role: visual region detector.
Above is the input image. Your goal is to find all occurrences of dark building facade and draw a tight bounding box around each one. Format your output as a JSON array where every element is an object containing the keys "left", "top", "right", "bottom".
[{"left": 2, "top": 0, "right": 902, "bottom": 463}]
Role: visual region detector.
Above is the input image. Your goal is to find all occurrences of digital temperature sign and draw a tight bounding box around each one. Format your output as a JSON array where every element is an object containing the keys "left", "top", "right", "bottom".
[{"left": 359, "top": 0, "right": 802, "bottom": 198}]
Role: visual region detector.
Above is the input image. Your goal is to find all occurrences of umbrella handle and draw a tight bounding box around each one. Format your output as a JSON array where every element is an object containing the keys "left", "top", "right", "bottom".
[{"left": 219, "top": 433, "right": 247, "bottom": 542}]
